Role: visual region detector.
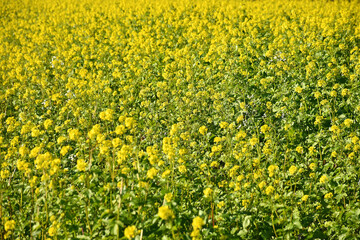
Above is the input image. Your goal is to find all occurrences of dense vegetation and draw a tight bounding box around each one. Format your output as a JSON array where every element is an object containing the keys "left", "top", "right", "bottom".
[{"left": 1, "top": 0, "right": 360, "bottom": 239}]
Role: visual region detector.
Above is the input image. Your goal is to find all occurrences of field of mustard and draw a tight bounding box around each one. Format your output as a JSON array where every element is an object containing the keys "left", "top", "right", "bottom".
[{"left": 1, "top": 0, "right": 360, "bottom": 239}]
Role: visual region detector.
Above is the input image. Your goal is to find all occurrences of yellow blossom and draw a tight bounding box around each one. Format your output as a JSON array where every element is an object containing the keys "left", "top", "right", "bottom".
[
  {"left": 76, "top": 159, "right": 87, "bottom": 171},
  {"left": 324, "top": 192, "right": 333, "bottom": 199},
  {"left": 301, "top": 195, "right": 309, "bottom": 202},
  {"left": 319, "top": 175, "right": 328, "bottom": 184},
  {"left": 265, "top": 186, "right": 275, "bottom": 195},
  {"left": 295, "top": 86, "right": 303, "bottom": 93},
  {"left": 289, "top": 165, "right": 297, "bottom": 175},
  {"left": 199, "top": 126, "right": 208, "bottom": 135},
  {"left": 124, "top": 225, "right": 138, "bottom": 239},
  {"left": 309, "top": 163, "right": 316, "bottom": 171},
  {"left": 220, "top": 121, "right": 229, "bottom": 129},
  {"left": 192, "top": 216, "right": 204, "bottom": 230},
  {"left": 249, "top": 137, "right": 259, "bottom": 146},
  {"left": 164, "top": 193, "right": 173, "bottom": 202},
  {"left": 4, "top": 220, "right": 16, "bottom": 231},
  {"left": 344, "top": 119, "right": 353, "bottom": 127},
  {"left": 203, "top": 187, "right": 213, "bottom": 198},
  {"left": 147, "top": 167, "right": 158, "bottom": 179},
  {"left": 158, "top": 206, "right": 174, "bottom": 220}
]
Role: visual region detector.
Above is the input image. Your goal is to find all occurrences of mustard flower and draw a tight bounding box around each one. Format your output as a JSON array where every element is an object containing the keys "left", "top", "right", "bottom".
[
  {"left": 158, "top": 206, "right": 174, "bottom": 220},
  {"left": 192, "top": 216, "right": 204, "bottom": 230},
  {"left": 289, "top": 165, "right": 297, "bottom": 175},
  {"left": 124, "top": 225, "right": 138, "bottom": 239}
]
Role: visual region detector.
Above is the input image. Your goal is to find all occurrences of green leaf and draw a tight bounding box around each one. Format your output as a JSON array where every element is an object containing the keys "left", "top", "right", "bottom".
[
  {"left": 76, "top": 235, "right": 91, "bottom": 239},
  {"left": 112, "top": 224, "right": 119, "bottom": 236},
  {"left": 292, "top": 208, "right": 302, "bottom": 229},
  {"left": 243, "top": 215, "right": 251, "bottom": 229}
]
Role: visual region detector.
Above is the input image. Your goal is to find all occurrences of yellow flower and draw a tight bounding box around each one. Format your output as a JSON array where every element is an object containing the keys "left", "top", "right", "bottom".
[
  {"left": 199, "top": 126, "right": 208, "bottom": 135},
  {"left": 258, "top": 181, "right": 266, "bottom": 189},
  {"left": 192, "top": 216, "right": 204, "bottom": 230},
  {"left": 330, "top": 125, "right": 340, "bottom": 134},
  {"left": 191, "top": 229, "right": 201, "bottom": 240},
  {"left": 88, "top": 124, "right": 101, "bottom": 139},
  {"left": 296, "top": 146, "right": 303, "bottom": 154},
  {"left": 68, "top": 128, "right": 81, "bottom": 141},
  {"left": 29, "top": 176, "right": 38, "bottom": 188},
  {"left": 295, "top": 86, "right": 303, "bottom": 93},
  {"left": 320, "top": 99, "right": 328, "bottom": 106},
  {"left": 344, "top": 119, "right": 353, "bottom": 127},
  {"left": 265, "top": 186, "right": 275, "bottom": 195},
  {"left": 124, "top": 225, "right": 138, "bottom": 239},
  {"left": 161, "top": 169, "right": 171, "bottom": 178},
  {"left": 125, "top": 117, "right": 136, "bottom": 128},
  {"left": 309, "top": 163, "right": 316, "bottom": 171},
  {"left": 236, "top": 115, "right": 244, "bottom": 123},
  {"left": 4, "top": 220, "right": 16, "bottom": 231},
  {"left": 76, "top": 159, "right": 87, "bottom": 171},
  {"left": 31, "top": 127, "right": 40, "bottom": 137},
  {"left": 252, "top": 158, "right": 260, "bottom": 167},
  {"left": 121, "top": 167, "right": 130, "bottom": 175},
  {"left": 242, "top": 199, "right": 250, "bottom": 208},
  {"left": 217, "top": 201, "right": 225, "bottom": 209},
  {"left": 219, "top": 121, "right": 229, "bottom": 129},
  {"left": 266, "top": 101, "right": 272, "bottom": 109},
  {"left": 268, "top": 165, "right": 279, "bottom": 177},
  {"left": 341, "top": 88, "right": 349, "bottom": 96},
  {"left": 314, "top": 116, "right": 323, "bottom": 125},
  {"left": 317, "top": 80, "right": 326, "bottom": 87},
  {"left": 57, "top": 136, "right": 67, "bottom": 145},
  {"left": 112, "top": 138, "right": 122, "bottom": 148},
  {"left": 44, "top": 119, "right": 53, "bottom": 130},
  {"left": 210, "top": 161, "right": 219, "bottom": 168},
  {"left": 260, "top": 124, "right": 270, "bottom": 133},
  {"left": 319, "top": 175, "right": 328, "bottom": 184},
  {"left": 301, "top": 195, "right": 309, "bottom": 202},
  {"left": 211, "top": 145, "right": 222, "bottom": 153},
  {"left": 240, "top": 102, "right": 246, "bottom": 109},
  {"left": 48, "top": 226, "right": 57, "bottom": 236},
  {"left": 147, "top": 167, "right": 158, "bottom": 179},
  {"left": 164, "top": 193, "right": 173, "bottom": 202},
  {"left": 249, "top": 137, "right": 259, "bottom": 146},
  {"left": 158, "top": 206, "right": 174, "bottom": 220},
  {"left": 314, "top": 91, "right": 322, "bottom": 99},
  {"left": 178, "top": 165, "right": 187, "bottom": 173},
  {"left": 29, "top": 146, "right": 41, "bottom": 158},
  {"left": 99, "top": 109, "right": 114, "bottom": 121},
  {"left": 60, "top": 145, "right": 71, "bottom": 156},
  {"left": 203, "top": 187, "right": 213, "bottom": 198},
  {"left": 324, "top": 192, "right": 333, "bottom": 199},
  {"left": 19, "top": 146, "right": 29, "bottom": 156},
  {"left": 179, "top": 148, "right": 187, "bottom": 155},
  {"left": 289, "top": 165, "right": 297, "bottom": 175},
  {"left": 235, "top": 130, "right": 247, "bottom": 140}
]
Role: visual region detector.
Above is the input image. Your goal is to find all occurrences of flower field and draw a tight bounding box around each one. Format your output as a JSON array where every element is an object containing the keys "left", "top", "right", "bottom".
[{"left": 1, "top": 0, "right": 360, "bottom": 239}]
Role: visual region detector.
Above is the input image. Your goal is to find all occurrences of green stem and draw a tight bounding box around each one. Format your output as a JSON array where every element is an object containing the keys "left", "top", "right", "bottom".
[
  {"left": 271, "top": 213, "right": 278, "bottom": 238},
  {"left": 85, "top": 173, "right": 93, "bottom": 236}
]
